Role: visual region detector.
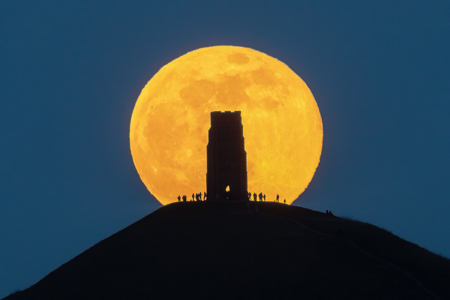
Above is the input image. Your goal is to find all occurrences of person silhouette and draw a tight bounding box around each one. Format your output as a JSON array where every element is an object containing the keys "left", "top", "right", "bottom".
[
  {"left": 192, "top": 193, "right": 195, "bottom": 202},
  {"left": 199, "top": 193, "right": 202, "bottom": 201},
  {"left": 258, "top": 193, "right": 263, "bottom": 202},
  {"left": 183, "top": 195, "right": 187, "bottom": 202},
  {"left": 204, "top": 192, "right": 207, "bottom": 201},
  {"left": 276, "top": 194, "right": 280, "bottom": 202},
  {"left": 177, "top": 195, "right": 181, "bottom": 202},
  {"left": 248, "top": 192, "right": 251, "bottom": 200},
  {"left": 284, "top": 199, "right": 286, "bottom": 204},
  {"left": 263, "top": 194, "right": 266, "bottom": 201},
  {"left": 253, "top": 193, "right": 257, "bottom": 202}
]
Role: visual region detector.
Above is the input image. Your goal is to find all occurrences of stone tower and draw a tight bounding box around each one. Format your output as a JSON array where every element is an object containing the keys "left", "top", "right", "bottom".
[{"left": 206, "top": 111, "right": 248, "bottom": 202}]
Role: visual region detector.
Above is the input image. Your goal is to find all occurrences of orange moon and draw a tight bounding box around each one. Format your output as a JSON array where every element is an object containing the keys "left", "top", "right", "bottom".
[{"left": 130, "top": 46, "right": 323, "bottom": 206}]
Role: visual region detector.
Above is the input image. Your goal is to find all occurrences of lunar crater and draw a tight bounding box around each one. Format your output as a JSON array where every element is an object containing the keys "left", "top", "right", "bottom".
[{"left": 227, "top": 53, "right": 250, "bottom": 65}]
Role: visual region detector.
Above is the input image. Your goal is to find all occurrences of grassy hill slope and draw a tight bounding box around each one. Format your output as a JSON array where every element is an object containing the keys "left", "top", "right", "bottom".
[{"left": 4, "top": 202, "right": 450, "bottom": 300}]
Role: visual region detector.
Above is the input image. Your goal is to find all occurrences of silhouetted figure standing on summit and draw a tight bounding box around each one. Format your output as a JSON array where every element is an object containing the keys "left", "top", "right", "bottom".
[
  {"left": 204, "top": 192, "right": 207, "bottom": 201},
  {"left": 177, "top": 195, "right": 181, "bottom": 202},
  {"left": 263, "top": 194, "right": 266, "bottom": 201},
  {"left": 192, "top": 193, "right": 195, "bottom": 202},
  {"left": 253, "top": 193, "right": 257, "bottom": 202},
  {"left": 276, "top": 194, "right": 280, "bottom": 203},
  {"left": 259, "top": 193, "right": 263, "bottom": 202},
  {"left": 182, "top": 195, "right": 187, "bottom": 202}
]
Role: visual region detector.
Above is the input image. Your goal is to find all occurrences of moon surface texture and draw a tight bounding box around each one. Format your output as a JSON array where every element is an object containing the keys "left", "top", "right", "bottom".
[{"left": 130, "top": 46, "right": 323, "bottom": 206}]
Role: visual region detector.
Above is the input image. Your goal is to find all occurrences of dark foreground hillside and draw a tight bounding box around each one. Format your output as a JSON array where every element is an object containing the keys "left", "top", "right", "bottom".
[{"left": 4, "top": 202, "right": 450, "bottom": 300}]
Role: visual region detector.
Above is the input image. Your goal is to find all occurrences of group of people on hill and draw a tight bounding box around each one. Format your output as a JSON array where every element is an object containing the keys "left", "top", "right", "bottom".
[
  {"left": 177, "top": 192, "right": 207, "bottom": 202},
  {"left": 177, "top": 192, "right": 286, "bottom": 204},
  {"left": 248, "top": 192, "right": 286, "bottom": 204}
]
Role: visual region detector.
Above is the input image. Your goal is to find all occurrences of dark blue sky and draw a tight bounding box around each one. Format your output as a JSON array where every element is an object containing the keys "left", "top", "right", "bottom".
[{"left": 1, "top": 1, "right": 449, "bottom": 297}]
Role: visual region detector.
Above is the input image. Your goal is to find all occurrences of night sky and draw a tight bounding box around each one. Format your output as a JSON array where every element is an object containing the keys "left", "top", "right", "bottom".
[{"left": 1, "top": 1, "right": 450, "bottom": 297}]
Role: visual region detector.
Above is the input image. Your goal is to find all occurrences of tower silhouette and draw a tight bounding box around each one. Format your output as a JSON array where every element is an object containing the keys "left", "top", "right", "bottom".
[{"left": 206, "top": 111, "right": 248, "bottom": 201}]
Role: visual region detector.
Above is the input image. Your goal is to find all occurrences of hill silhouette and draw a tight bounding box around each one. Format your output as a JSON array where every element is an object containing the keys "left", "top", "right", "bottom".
[{"left": 4, "top": 202, "right": 450, "bottom": 299}]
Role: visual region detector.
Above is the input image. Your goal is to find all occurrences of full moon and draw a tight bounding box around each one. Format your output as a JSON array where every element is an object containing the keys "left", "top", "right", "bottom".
[{"left": 130, "top": 46, "right": 323, "bottom": 206}]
